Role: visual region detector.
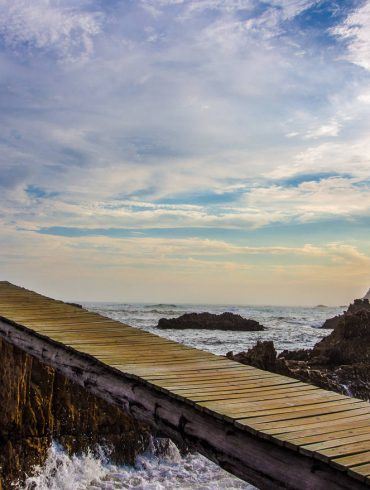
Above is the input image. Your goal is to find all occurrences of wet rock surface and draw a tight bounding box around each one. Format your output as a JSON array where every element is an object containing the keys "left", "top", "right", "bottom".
[
  {"left": 0, "top": 337, "right": 151, "bottom": 488},
  {"left": 158, "top": 312, "right": 265, "bottom": 331},
  {"left": 227, "top": 308, "right": 370, "bottom": 401}
]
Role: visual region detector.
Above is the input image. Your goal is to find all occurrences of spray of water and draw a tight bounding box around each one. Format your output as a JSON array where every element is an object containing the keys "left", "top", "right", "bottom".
[{"left": 20, "top": 439, "right": 254, "bottom": 490}]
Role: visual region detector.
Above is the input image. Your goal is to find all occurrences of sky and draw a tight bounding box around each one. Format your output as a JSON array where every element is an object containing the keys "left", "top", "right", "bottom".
[{"left": 0, "top": 0, "right": 370, "bottom": 305}]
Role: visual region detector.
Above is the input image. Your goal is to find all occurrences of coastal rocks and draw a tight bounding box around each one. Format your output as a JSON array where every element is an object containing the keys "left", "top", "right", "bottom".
[
  {"left": 321, "top": 314, "right": 342, "bottom": 329},
  {"left": 0, "top": 337, "right": 151, "bottom": 488},
  {"left": 227, "top": 310, "right": 370, "bottom": 401},
  {"left": 312, "top": 309, "right": 370, "bottom": 365},
  {"left": 157, "top": 312, "right": 265, "bottom": 331},
  {"left": 227, "top": 341, "right": 287, "bottom": 373},
  {"left": 321, "top": 298, "right": 370, "bottom": 328}
]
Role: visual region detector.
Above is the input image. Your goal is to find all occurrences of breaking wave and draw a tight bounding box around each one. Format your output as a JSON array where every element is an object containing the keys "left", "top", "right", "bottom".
[{"left": 22, "top": 439, "right": 254, "bottom": 490}]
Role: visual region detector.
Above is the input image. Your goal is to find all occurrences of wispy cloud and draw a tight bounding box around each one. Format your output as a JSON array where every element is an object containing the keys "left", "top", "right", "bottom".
[
  {"left": 332, "top": 0, "right": 370, "bottom": 71},
  {"left": 0, "top": 0, "right": 102, "bottom": 62}
]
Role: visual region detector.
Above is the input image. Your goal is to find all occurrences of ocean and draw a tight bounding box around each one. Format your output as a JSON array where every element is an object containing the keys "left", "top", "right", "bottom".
[{"left": 23, "top": 302, "right": 344, "bottom": 490}]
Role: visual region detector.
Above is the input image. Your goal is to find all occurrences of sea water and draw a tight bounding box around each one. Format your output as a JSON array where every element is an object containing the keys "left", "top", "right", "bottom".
[{"left": 23, "top": 303, "right": 344, "bottom": 489}]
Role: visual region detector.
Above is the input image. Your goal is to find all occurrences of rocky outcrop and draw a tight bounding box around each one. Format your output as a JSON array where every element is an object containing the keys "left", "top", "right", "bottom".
[
  {"left": 321, "top": 314, "right": 342, "bottom": 329},
  {"left": 227, "top": 341, "right": 287, "bottom": 373},
  {"left": 321, "top": 298, "right": 370, "bottom": 328},
  {"left": 157, "top": 312, "right": 265, "bottom": 331},
  {"left": 312, "top": 309, "right": 370, "bottom": 365},
  {"left": 0, "top": 337, "right": 151, "bottom": 488},
  {"left": 227, "top": 310, "right": 370, "bottom": 401}
]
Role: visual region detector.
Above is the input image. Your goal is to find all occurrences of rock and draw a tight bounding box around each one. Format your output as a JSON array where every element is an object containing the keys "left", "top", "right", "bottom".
[
  {"left": 278, "top": 348, "right": 311, "bottom": 362},
  {"left": 157, "top": 312, "right": 265, "bottom": 331},
  {"left": 321, "top": 314, "right": 343, "bottom": 329},
  {"left": 228, "top": 310, "right": 370, "bottom": 401},
  {"left": 320, "top": 297, "right": 370, "bottom": 328},
  {"left": 0, "top": 337, "right": 151, "bottom": 487},
  {"left": 312, "top": 310, "right": 370, "bottom": 365},
  {"left": 364, "top": 288, "right": 370, "bottom": 300},
  {"left": 227, "top": 341, "right": 283, "bottom": 372}
]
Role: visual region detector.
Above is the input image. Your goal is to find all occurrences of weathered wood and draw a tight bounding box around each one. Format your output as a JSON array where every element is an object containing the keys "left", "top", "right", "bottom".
[
  {"left": 277, "top": 418, "right": 370, "bottom": 444},
  {"left": 301, "top": 431, "right": 370, "bottom": 453},
  {"left": 0, "top": 281, "right": 369, "bottom": 489}
]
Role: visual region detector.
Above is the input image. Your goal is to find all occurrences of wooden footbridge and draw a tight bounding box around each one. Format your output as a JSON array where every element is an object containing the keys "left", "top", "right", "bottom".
[{"left": 0, "top": 282, "right": 369, "bottom": 489}]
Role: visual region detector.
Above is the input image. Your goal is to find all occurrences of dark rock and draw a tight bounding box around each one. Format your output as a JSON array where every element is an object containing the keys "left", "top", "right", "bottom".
[
  {"left": 227, "top": 341, "right": 284, "bottom": 372},
  {"left": 312, "top": 310, "right": 370, "bottom": 365},
  {"left": 228, "top": 310, "right": 370, "bottom": 401},
  {"left": 157, "top": 312, "right": 265, "bottom": 331},
  {"left": 321, "top": 298, "right": 370, "bottom": 328},
  {"left": 321, "top": 314, "right": 343, "bottom": 329},
  {"left": 278, "top": 348, "right": 311, "bottom": 362},
  {"left": 0, "top": 337, "right": 151, "bottom": 487}
]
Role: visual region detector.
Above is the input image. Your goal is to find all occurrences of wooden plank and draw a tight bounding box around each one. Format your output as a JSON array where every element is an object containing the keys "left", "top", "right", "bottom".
[
  {"left": 332, "top": 451, "right": 370, "bottom": 469},
  {"left": 198, "top": 395, "right": 350, "bottom": 416},
  {"left": 319, "top": 441, "right": 370, "bottom": 460},
  {"left": 174, "top": 383, "right": 303, "bottom": 398},
  {"left": 276, "top": 419, "right": 370, "bottom": 444},
  {"left": 185, "top": 384, "right": 304, "bottom": 403},
  {"left": 349, "top": 463, "right": 370, "bottom": 479},
  {"left": 217, "top": 400, "right": 361, "bottom": 421},
  {"left": 257, "top": 413, "right": 370, "bottom": 437},
  {"left": 156, "top": 373, "right": 279, "bottom": 389},
  {"left": 199, "top": 387, "right": 319, "bottom": 405},
  {"left": 179, "top": 380, "right": 301, "bottom": 399},
  {"left": 299, "top": 428, "right": 370, "bottom": 452},
  {"left": 249, "top": 408, "right": 370, "bottom": 432},
  {"left": 203, "top": 391, "right": 347, "bottom": 409},
  {"left": 197, "top": 386, "right": 319, "bottom": 406}
]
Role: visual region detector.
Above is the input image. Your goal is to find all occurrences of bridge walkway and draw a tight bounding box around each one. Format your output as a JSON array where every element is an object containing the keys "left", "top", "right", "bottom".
[{"left": 0, "top": 281, "right": 369, "bottom": 489}]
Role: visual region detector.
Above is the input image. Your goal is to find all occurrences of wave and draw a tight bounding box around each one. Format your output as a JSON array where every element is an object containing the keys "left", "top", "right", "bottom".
[
  {"left": 145, "top": 309, "right": 180, "bottom": 315},
  {"left": 21, "top": 440, "right": 253, "bottom": 490},
  {"left": 146, "top": 304, "right": 178, "bottom": 309}
]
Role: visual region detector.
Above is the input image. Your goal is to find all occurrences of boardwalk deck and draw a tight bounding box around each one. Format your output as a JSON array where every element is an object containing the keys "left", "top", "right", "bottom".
[{"left": 0, "top": 281, "right": 369, "bottom": 489}]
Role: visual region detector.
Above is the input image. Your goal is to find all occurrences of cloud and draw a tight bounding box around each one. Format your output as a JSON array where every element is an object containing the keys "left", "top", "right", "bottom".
[
  {"left": 0, "top": 0, "right": 369, "bottom": 302},
  {"left": 304, "top": 120, "right": 342, "bottom": 139},
  {"left": 245, "top": 176, "right": 370, "bottom": 223},
  {"left": 0, "top": 0, "right": 102, "bottom": 61},
  {"left": 332, "top": 0, "right": 370, "bottom": 71}
]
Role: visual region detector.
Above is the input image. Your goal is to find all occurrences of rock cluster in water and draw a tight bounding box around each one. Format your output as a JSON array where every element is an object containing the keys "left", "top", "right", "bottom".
[
  {"left": 0, "top": 337, "right": 151, "bottom": 488},
  {"left": 157, "top": 312, "right": 265, "bottom": 331},
  {"left": 321, "top": 298, "right": 370, "bottom": 329},
  {"left": 227, "top": 307, "right": 370, "bottom": 401}
]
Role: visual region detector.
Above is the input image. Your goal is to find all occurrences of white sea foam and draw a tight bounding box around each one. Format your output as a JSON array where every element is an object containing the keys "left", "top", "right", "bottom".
[{"left": 22, "top": 439, "right": 254, "bottom": 489}]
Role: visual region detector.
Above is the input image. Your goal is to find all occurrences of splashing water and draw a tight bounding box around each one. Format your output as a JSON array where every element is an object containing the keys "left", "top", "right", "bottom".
[{"left": 22, "top": 440, "right": 254, "bottom": 489}]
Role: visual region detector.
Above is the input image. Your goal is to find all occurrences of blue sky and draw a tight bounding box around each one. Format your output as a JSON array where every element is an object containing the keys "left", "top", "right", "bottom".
[{"left": 0, "top": 0, "right": 370, "bottom": 304}]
